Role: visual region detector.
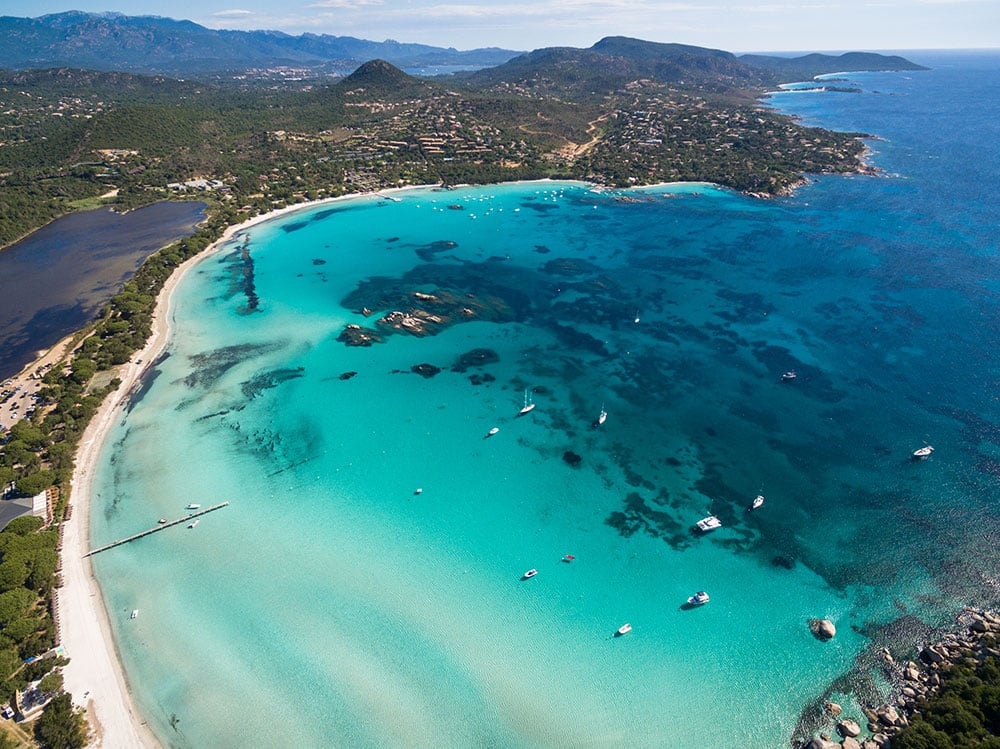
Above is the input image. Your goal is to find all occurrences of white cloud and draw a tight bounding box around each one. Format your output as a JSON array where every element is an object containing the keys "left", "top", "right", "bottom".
[
  {"left": 308, "top": 0, "right": 384, "bottom": 8},
  {"left": 211, "top": 8, "right": 254, "bottom": 17}
]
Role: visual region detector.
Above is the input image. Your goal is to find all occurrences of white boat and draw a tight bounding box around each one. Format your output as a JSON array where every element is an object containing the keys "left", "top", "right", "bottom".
[
  {"left": 188, "top": 519, "right": 199, "bottom": 529},
  {"left": 696, "top": 515, "right": 722, "bottom": 532},
  {"left": 518, "top": 389, "right": 536, "bottom": 416},
  {"left": 912, "top": 445, "right": 934, "bottom": 459},
  {"left": 414, "top": 488, "right": 423, "bottom": 495},
  {"left": 130, "top": 609, "right": 139, "bottom": 619},
  {"left": 486, "top": 426, "right": 499, "bottom": 437},
  {"left": 634, "top": 309, "right": 640, "bottom": 324},
  {"left": 687, "top": 591, "right": 710, "bottom": 606},
  {"left": 749, "top": 495, "right": 764, "bottom": 512},
  {"left": 521, "top": 568, "right": 538, "bottom": 580},
  {"left": 598, "top": 404, "right": 607, "bottom": 425},
  {"left": 185, "top": 503, "right": 201, "bottom": 510},
  {"left": 615, "top": 623, "right": 632, "bottom": 636},
  {"left": 781, "top": 371, "right": 797, "bottom": 382}
]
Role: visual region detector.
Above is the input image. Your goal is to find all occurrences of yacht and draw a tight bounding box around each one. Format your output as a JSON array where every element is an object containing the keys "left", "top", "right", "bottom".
[
  {"left": 158, "top": 518, "right": 167, "bottom": 524},
  {"left": 687, "top": 591, "right": 710, "bottom": 606},
  {"left": 615, "top": 623, "right": 632, "bottom": 636},
  {"left": 188, "top": 519, "right": 200, "bottom": 529},
  {"left": 912, "top": 445, "right": 934, "bottom": 459},
  {"left": 598, "top": 404, "right": 607, "bottom": 425},
  {"left": 518, "top": 389, "right": 536, "bottom": 416},
  {"left": 634, "top": 309, "right": 640, "bottom": 324},
  {"left": 185, "top": 503, "right": 201, "bottom": 510},
  {"left": 486, "top": 426, "right": 499, "bottom": 438},
  {"left": 561, "top": 554, "right": 575, "bottom": 563},
  {"left": 130, "top": 609, "right": 139, "bottom": 619},
  {"left": 521, "top": 569, "right": 538, "bottom": 580},
  {"left": 696, "top": 515, "right": 722, "bottom": 532},
  {"left": 781, "top": 371, "right": 797, "bottom": 382},
  {"left": 749, "top": 495, "right": 764, "bottom": 512}
]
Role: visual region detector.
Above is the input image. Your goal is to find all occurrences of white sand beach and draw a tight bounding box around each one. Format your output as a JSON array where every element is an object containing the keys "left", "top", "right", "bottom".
[{"left": 53, "top": 191, "right": 388, "bottom": 746}]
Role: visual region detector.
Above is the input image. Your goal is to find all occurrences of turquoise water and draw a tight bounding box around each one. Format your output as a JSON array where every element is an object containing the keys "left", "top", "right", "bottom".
[{"left": 90, "top": 52, "right": 1000, "bottom": 747}]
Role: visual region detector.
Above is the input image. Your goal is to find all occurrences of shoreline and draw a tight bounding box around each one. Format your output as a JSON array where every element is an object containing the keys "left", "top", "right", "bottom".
[
  {"left": 54, "top": 187, "right": 424, "bottom": 746},
  {"left": 52, "top": 176, "right": 851, "bottom": 745}
]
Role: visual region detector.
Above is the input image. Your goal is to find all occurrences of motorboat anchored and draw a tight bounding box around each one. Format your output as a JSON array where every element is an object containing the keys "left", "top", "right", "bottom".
[
  {"left": 748, "top": 495, "right": 764, "bottom": 512},
  {"left": 185, "top": 503, "right": 201, "bottom": 510},
  {"left": 486, "top": 426, "right": 500, "bottom": 438},
  {"left": 130, "top": 609, "right": 139, "bottom": 619},
  {"left": 521, "top": 569, "right": 538, "bottom": 580},
  {"left": 696, "top": 515, "right": 722, "bottom": 532},
  {"left": 598, "top": 404, "right": 607, "bottom": 425},
  {"left": 615, "top": 623, "right": 632, "bottom": 636},
  {"left": 687, "top": 591, "right": 710, "bottom": 606},
  {"left": 912, "top": 445, "right": 934, "bottom": 459},
  {"left": 781, "top": 371, "right": 797, "bottom": 382},
  {"left": 187, "top": 519, "right": 199, "bottom": 529}
]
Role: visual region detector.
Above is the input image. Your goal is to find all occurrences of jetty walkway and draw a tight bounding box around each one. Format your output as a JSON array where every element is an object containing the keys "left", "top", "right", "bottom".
[{"left": 85, "top": 501, "right": 229, "bottom": 556}]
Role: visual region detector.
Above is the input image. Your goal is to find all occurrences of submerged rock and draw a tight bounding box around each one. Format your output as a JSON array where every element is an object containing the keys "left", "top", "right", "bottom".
[
  {"left": 339, "top": 371, "right": 358, "bottom": 380},
  {"left": 411, "top": 363, "right": 441, "bottom": 379},
  {"left": 809, "top": 618, "right": 837, "bottom": 640},
  {"left": 562, "top": 451, "right": 582, "bottom": 467},
  {"left": 337, "top": 324, "right": 383, "bottom": 347}
]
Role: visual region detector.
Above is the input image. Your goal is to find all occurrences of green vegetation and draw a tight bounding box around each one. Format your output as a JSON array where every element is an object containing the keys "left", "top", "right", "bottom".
[
  {"left": 893, "top": 648, "right": 1000, "bottom": 748},
  {"left": 1, "top": 53, "right": 874, "bottom": 249},
  {"left": 33, "top": 694, "right": 86, "bottom": 749}
]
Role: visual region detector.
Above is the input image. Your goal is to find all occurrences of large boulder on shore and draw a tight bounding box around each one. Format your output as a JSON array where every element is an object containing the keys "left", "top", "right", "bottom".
[
  {"left": 802, "top": 738, "right": 839, "bottom": 749},
  {"left": 837, "top": 718, "right": 861, "bottom": 738},
  {"left": 809, "top": 618, "right": 837, "bottom": 640}
]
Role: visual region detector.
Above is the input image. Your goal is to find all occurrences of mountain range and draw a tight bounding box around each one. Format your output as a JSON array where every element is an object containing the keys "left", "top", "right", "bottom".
[
  {"left": 0, "top": 11, "right": 521, "bottom": 75},
  {"left": 0, "top": 12, "right": 927, "bottom": 85}
]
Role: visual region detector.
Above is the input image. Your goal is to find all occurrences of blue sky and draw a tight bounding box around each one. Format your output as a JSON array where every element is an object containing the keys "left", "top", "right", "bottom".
[{"left": 5, "top": 1, "right": 998, "bottom": 53}]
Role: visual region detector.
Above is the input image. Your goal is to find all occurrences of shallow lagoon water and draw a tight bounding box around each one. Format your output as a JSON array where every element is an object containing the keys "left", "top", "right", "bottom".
[{"left": 90, "top": 52, "right": 1000, "bottom": 747}]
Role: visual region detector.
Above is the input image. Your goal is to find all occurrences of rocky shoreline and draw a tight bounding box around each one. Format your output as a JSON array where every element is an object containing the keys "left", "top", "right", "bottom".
[{"left": 799, "top": 609, "right": 1000, "bottom": 749}]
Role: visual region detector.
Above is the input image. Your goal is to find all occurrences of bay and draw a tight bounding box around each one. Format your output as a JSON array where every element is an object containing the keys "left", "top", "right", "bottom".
[{"left": 90, "top": 51, "right": 1000, "bottom": 747}]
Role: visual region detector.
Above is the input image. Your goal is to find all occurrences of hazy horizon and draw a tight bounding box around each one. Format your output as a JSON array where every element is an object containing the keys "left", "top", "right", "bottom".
[{"left": 3, "top": 2, "right": 996, "bottom": 56}]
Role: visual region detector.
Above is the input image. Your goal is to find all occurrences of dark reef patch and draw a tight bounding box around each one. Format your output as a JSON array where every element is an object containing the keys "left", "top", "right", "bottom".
[
  {"left": 338, "top": 371, "right": 357, "bottom": 381},
  {"left": 452, "top": 348, "right": 500, "bottom": 372},
  {"left": 281, "top": 220, "right": 308, "bottom": 234},
  {"left": 533, "top": 245, "right": 551, "bottom": 254},
  {"left": 562, "top": 450, "right": 582, "bottom": 467},
  {"left": 183, "top": 342, "right": 284, "bottom": 390},
  {"left": 312, "top": 258, "right": 327, "bottom": 266},
  {"left": 415, "top": 240, "right": 459, "bottom": 262},
  {"left": 411, "top": 363, "right": 441, "bottom": 379},
  {"left": 604, "top": 491, "right": 690, "bottom": 548},
  {"left": 241, "top": 367, "right": 305, "bottom": 399},
  {"left": 549, "top": 323, "right": 608, "bottom": 356},
  {"left": 541, "top": 257, "right": 601, "bottom": 276},
  {"left": 468, "top": 373, "right": 496, "bottom": 386}
]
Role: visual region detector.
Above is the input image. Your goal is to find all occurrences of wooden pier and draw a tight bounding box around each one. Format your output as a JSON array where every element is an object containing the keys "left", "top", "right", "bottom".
[{"left": 85, "top": 501, "right": 229, "bottom": 556}]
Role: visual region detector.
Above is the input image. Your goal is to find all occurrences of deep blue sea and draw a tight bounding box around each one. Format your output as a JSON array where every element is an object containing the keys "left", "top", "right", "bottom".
[{"left": 89, "top": 51, "right": 1000, "bottom": 747}]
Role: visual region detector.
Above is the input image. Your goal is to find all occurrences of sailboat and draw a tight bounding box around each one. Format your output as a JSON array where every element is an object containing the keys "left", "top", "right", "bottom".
[
  {"left": 518, "top": 389, "right": 536, "bottom": 416},
  {"left": 597, "top": 403, "right": 607, "bottom": 426}
]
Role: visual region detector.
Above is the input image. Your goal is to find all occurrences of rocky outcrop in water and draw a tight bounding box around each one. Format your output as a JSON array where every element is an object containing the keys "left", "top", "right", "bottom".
[
  {"left": 810, "top": 618, "right": 837, "bottom": 640},
  {"left": 797, "top": 608, "right": 1000, "bottom": 749}
]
